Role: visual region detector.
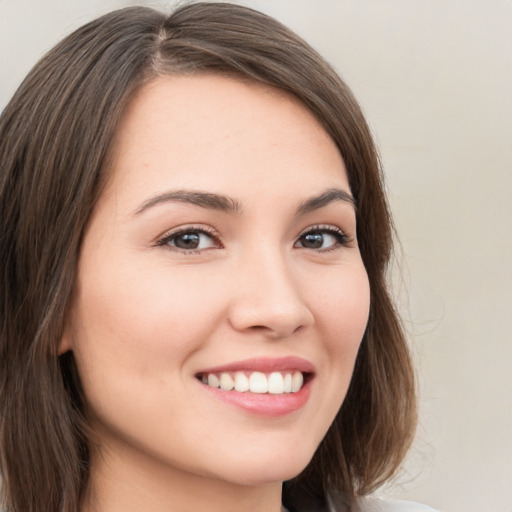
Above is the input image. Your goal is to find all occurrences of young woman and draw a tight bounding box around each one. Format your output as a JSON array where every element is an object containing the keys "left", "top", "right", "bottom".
[{"left": 0, "top": 3, "right": 435, "bottom": 512}]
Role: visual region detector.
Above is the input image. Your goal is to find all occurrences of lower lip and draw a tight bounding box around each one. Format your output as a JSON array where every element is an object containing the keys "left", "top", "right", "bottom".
[{"left": 200, "top": 379, "right": 312, "bottom": 417}]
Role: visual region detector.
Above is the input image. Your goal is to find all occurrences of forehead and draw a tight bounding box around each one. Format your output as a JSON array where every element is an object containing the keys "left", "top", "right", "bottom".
[{"left": 105, "top": 74, "right": 349, "bottom": 208}]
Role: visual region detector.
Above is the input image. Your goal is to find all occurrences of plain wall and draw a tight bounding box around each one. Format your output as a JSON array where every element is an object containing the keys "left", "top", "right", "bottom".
[{"left": 1, "top": 1, "right": 511, "bottom": 511}]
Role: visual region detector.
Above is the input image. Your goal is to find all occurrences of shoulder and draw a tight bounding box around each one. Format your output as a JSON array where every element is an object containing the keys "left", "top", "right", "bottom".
[{"left": 351, "top": 497, "right": 439, "bottom": 512}]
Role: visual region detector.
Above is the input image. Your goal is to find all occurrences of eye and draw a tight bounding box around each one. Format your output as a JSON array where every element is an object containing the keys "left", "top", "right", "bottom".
[
  {"left": 157, "top": 227, "right": 221, "bottom": 252},
  {"left": 294, "top": 226, "right": 349, "bottom": 250}
]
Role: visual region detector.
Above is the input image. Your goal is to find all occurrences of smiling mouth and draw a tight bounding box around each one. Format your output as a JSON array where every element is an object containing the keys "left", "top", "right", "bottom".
[{"left": 196, "top": 370, "right": 311, "bottom": 395}]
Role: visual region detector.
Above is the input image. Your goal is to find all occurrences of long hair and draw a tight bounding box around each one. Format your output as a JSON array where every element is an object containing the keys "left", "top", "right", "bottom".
[{"left": 0, "top": 4, "right": 416, "bottom": 511}]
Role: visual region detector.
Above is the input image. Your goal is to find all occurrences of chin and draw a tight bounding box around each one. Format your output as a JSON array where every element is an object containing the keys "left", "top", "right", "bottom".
[{"left": 209, "top": 440, "right": 316, "bottom": 487}]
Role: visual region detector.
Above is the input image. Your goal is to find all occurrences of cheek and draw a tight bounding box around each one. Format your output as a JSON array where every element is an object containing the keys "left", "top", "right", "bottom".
[
  {"left": 68, "top": 261, "right": 226, "bottom": 406},
  {"left": 68, "top": 266, "right": 224, "bottom": 449},
  {"left": 75, "top": 260, "right": 220, "bottom": 346},
  {"left": 312, "top": 264, "right": 370, "bottom": 403},
  {"left": 314, "top": 263, "right": 370, "bottom": 346}
]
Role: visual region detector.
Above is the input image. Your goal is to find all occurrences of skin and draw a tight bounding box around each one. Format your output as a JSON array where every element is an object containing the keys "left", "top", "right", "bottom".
[{"left": 62, "top": 75, "right": 370, "bottom": 512}]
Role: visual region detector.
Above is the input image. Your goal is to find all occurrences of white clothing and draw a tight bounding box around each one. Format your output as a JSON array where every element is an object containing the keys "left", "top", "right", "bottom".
[
  {"left": 353, "top": 498, "right": 439, "bottom": 512},
  {"left": 281, "top": 497, "right": 439, "bottom": 512},
  {"left": 282, "top": 491, "right": 439, "bottom": 512}
]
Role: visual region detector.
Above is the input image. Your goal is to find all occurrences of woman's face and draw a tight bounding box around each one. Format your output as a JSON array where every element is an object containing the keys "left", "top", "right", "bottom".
[{"left": 63, "top": 75, "right": 370, "bottom": 490}]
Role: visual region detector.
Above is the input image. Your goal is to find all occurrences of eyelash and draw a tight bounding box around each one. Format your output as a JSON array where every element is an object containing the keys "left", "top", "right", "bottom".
[
  {"left": 155, "top": 224, "right": 351, "bottom": 254},
  {"left": 295, "top": 225, "right": 351, "bottom": 251},
  {"left": 155, "top": 225, "right": 222, "bottom": 254}
]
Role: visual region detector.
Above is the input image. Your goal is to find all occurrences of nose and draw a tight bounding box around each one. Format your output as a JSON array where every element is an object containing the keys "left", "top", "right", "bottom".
[{"left": 227, "top": 251, "right": 314, "bottom": 338}]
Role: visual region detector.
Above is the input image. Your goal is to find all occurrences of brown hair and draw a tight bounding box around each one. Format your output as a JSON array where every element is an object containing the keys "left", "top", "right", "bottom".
[{"left": 0, "top": 3, "right": 416, "bottom": 512}]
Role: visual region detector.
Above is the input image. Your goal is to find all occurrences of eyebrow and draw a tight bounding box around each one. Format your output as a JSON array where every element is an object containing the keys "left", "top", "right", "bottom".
[
  {"left": 134, "top": 187, "right": 355, "bottom": 217},
  {"left": 297, "top": 188, "right": 356, "bottom": 214},
  {"left": 134, "top": 190, "right": 243, "bottom": 216}
]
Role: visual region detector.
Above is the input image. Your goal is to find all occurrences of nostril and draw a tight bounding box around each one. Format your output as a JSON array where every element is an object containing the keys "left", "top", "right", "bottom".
[{"left": 228, "top": 300, "right": 314, "bottom": 338}]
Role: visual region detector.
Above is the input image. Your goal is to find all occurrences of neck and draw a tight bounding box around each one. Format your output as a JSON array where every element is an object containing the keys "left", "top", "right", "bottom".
[{"left": 82, "top": 443, "right": 284, "bottom": 512}]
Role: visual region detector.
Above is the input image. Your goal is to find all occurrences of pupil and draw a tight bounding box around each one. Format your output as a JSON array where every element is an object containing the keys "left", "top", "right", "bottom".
[
  {"left": 176, "top": 233, "right": 200, "bottom": 249},
  {"left": 303, "top": 232, "right": 323, "bottom": 248}
]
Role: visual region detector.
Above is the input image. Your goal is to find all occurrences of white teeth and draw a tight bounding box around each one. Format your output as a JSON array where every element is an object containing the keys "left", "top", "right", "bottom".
[
  {"left": 207, "top": 374, "right": 220, "bottom": 388},
  {"left": 202, "top": 370, "right": 306, "bottom": 394},
  {"left": 249, "top": 371, "right": 268, "bottom": 393},
  {"left": 234, "top": 371, "right": 249, "bottom": 392},
  {"left": 291, "top": 371, "right": 303, "bottom": 393},
  {"left": 283, "top": 373, "right": 292, "bottom": 393},
  {"left": 219, "top": 373, "right": 234, "bottom": 391},
  {"left": 268, "top": 372, "right": 284, "bottom": 394}
]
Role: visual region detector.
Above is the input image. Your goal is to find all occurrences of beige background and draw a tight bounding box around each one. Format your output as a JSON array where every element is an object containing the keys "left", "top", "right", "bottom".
[{"left": 1, "top": 1, "right": 511, "bottom": 511}]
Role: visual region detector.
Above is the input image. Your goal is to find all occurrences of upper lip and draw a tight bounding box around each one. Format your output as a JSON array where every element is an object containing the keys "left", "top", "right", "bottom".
[{"left": 197, "top": 356, "right": 316, "bottom": 375}]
